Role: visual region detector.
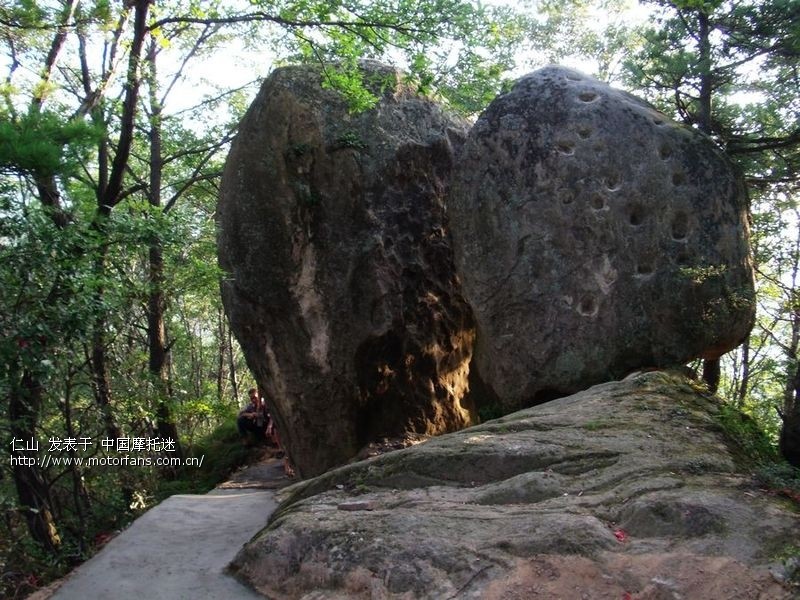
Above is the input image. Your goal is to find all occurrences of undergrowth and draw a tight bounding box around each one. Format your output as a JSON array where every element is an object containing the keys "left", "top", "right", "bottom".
[
  {"left": 0, "top": 418, "right": 254, "bottom": 599},
  {"left": 715, "top": 402, "right": 800, "bottom": 506},
  {"left": 155, "top": 420, "right": 254, "bottom": 499}
]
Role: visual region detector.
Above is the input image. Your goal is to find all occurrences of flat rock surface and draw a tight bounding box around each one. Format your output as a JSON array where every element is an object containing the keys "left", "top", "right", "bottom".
[
  {"left": 229, "top": 371, "right": 799, "bottom": 599},
  {"left": 218, "top": 454, "right": 294, "bottom": 490}
]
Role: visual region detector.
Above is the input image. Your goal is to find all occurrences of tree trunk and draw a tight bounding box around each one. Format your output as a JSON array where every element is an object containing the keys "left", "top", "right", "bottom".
[
  {"left": 696, "top": 10, "right": 713, "bottom": 135},
  {"left": 737, "top": 336, "right": 751, "bottom": 407},
  {"left": 9, "top": 370, "right": 61, "bottom": 552},
  {"left": 228, "top": 321, "right": 240, "bottom": 405},
  {"left": 89, "top": 233, "right": 122, "bottom": 441},
  {"left": 781, "top": 304, "right": 800, "bottom": 467},
  {"left": 780, "top": 359, "right": 800, "bottom": 467},
  {"left": 148, "top": 238, "right": 180, "bottom": 447},
  {"left": 696, "top": 9, "right": 721, "bottom": 393},
  {"left": 217, "top": 306, "right": 229, "bottom": 403},
  {"left": 702, "top": 356, "right": 720, "bottom": 394},
  {"left": 146, "top": 38, "right": 181, "bottom": 456},
  {"left": 62, "top": 378, "right": 90, "bottom": 551}
]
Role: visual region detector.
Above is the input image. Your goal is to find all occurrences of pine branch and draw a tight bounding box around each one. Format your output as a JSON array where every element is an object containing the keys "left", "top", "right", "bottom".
[{"left": 148, "top": 12, "right": 428, "bottom": 37}]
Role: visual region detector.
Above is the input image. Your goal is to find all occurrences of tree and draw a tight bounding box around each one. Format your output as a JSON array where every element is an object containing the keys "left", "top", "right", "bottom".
[
  {"left": 624, "top": 0, "right": 800, "bottom": 463},
  {"left": 521, "top": 0, "right": 641, "bottom": 83},
  {"left": 1, "top": 0, "right": 526, "bottom": 567}
]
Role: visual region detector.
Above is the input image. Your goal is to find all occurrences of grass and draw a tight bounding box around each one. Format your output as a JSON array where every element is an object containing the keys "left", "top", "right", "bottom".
[{"left": 583, "top": 418, "right": 614, "bottom": 431}]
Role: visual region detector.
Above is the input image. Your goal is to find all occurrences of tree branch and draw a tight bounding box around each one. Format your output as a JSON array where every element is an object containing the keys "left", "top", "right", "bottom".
[
  {"left": 103, "top": 0, "right": 150, "bottom": 212},
  {"left": 148, "top": 12, "right": 427, "bottom": 37}
]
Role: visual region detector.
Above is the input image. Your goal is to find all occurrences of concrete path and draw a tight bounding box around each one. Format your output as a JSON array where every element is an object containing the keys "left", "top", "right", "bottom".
[{"left": 47, "top": 457, "right": 287, "bottom": 599}]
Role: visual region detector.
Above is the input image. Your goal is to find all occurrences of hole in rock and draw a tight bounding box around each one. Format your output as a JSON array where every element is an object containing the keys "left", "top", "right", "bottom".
[
  {"left": 578, "top": 91, "right": 599, "bottom": 103},
  {"left": 629, "top": 205, "right": 644, "bottom": 226},
  {"left": 578, "top": 295, "right": 598, "bottom": 316},
  {"left": 671, "top": 213, "right": 689, "bottom": 240},
  {"left": 676, "top": 253, "right": 691, "bottom": 266},
  {"left": 557, "top": 188, "right": 575, "bottom": 205},
  {"left": 590, "top": 194, "right": 606, "bottom": 210},
  {"left": 605, "top": 175, "right": 621, "bottom": 191},
  {"left": 659, "top": 145, "right": 672, "bottom": 160},
  {"left": 556, "top": 142, "right": 575, "bottom": 156},
  {"left": 636, "top": 262, "right": 655, "bottom": 276},
  {"left": 577, "top": 126, "right": 592, "bottom": 139},
  {"left": 653, "top": 118, "right": 665, "bottom": 126}
]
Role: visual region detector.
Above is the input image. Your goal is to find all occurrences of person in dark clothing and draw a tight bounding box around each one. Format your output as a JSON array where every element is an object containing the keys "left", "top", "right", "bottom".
[{"left": 237, "top": 388, "right": 264, "bottom": 438}]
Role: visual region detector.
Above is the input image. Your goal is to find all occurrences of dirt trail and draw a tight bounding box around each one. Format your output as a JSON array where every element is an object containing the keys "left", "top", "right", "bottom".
[{"left": 35, "top": 454, "right": 290, "bottom": 600}]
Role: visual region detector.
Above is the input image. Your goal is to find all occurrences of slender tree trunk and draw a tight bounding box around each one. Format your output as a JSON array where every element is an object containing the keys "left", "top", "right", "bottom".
[
  {"left": 702, "top": 357, "right": 721, "bottom": 394},
  {"left": 9, "top": 369, "right": 61, "bottom": 552},
  {"left": 780, "top": 357, "right": 800, "bottom": 467},
  {"left": 89, "top": 210, "right": 122, "bottom": 441},
  {"left": 780, "top": 302, "right": 800, "bottom": 466},
  {"left": 148, "top": 234, "right": 181, "bottom": 447},
  {"left": 86, "top": 0, "right": 151, "bottom": 442},
  {"left": 62, "top": 378, "right": 90, "bottom": 551},
  {"left": 146, "top": 38, "right": 181, "bottom": 456},
  {"left": 695, "top": 9, "right": 721, "bottom": 393},
  {"left": 737, "top": 336, "right": 750, "bottom": 407},
  {"left": 228, "top": 322, "right": 240, "bottom": 405},
  {"left": 696, "top": 11, "right": 713, "bottom": 135},
  {"left": 217, "top": 306, "right": 229, "bottom": 403}
]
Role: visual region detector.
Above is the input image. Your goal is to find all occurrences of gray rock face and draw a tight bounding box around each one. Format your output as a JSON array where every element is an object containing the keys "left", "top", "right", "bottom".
[
  {"left": 217, "top": 63, "right": 475, "bottom": 477},
  {"left": 448, "top": 66, "right": 756, "bottom": 411},
  {"left": 229, "top": 371, "right": 798, "bottom": 599}
]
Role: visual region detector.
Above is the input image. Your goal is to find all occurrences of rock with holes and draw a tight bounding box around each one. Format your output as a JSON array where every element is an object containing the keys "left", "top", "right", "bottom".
[
  {"left": 448, "top": 66, "right": 756, "bottom": 411},
  {"left": 229, "top": 371, "right": 799, "bottom": 599},
  {"left": 217, "top": 63, "right": 475, "bottom": 477}
]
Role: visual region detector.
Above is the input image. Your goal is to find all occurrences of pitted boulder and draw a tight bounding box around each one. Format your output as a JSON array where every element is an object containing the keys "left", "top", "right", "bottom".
[
  {"left": 217, "top": 63, "right": 475, "bottom": 477},
  {"left": 448, "top": 66, "right": 755, "bottom": 411}
]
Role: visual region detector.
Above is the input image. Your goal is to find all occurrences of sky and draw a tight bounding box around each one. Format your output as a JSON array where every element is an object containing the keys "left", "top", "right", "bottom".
[{"left": 160, "top": 0, "right": 655, "bottom": 119}]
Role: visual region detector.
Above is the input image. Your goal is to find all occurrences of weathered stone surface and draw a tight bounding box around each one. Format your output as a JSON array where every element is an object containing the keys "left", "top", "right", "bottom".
[
  {"left": 217, "top": 63, "right": 474, "bottom": 477},
  {"left": 229, "top": 371, "right": 798, "bottom": 599},
  {"left": 448, "top": 66, "right": 756, "bottom": 411}
]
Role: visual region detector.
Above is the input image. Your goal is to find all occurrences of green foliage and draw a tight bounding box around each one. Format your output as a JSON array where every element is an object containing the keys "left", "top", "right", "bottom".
[
  {"left": 622, "top": 0, "right": 800, "bottom": 469},
  {"left": 320, "top": 64, "right": 381, "bottom": 112},
  {"left": 624, "top": 0, "right": 800, "bottom": 183},
  {"left": 271, "top": 0, "right": 525, "bottom": 113},
  {"left": 755, "top": 462, "right": 800, "bottom": 495},
  {"left": 332, "top": 131, "right": 367, "bottom": 150},
  {"left": 678, "top": 264, "right": 728, "bottom": 284},
  {"left": 156, "top": 420, "right": 253, "bottom": 498},
  {"left": 0, "top": 112, "right": 101, "bottom": 178},
  {"left": 716, "top": 402, "right": 779, "bottom": 465}
]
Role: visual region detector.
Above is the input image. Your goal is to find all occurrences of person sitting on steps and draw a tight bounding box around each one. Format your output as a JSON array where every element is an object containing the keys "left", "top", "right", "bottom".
[
  {"left": 237, "top": 388, "right": 265, "bottom": 442},
  {"left": 239, "top": 386, "right": 296, "bottom": 477}
]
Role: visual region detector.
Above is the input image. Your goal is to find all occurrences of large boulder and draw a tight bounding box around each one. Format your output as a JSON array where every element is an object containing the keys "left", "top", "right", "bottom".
[
  {"left": 448, "top": 66, "right": 756, "bottom": 411},
  {"left": 229, "top": 371, "right": 799, "bottom": 599},
  {"left": 217, "top": 63, "right": 475, "bottom": 477}
]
